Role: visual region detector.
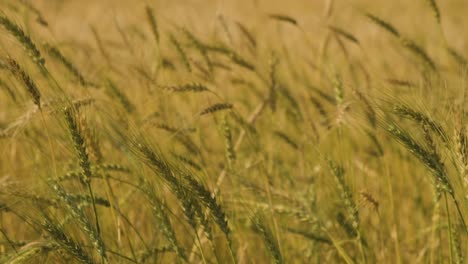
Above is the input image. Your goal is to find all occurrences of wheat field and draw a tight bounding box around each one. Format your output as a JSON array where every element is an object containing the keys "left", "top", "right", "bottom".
[{"left": 0, "top": 0, "right": 467, "bottom": 263}]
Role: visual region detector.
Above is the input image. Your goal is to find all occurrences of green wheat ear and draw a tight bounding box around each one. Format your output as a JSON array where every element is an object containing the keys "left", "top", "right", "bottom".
[
  {"left": 327, "top": 158, "right": 359, "bottom": 233},
  {"left": 268, "top": 13, "right": 298, "bottom": 27},
  {"left": 426, "top": 0, "right": 441, "bottom": 24},
  {"left": 5, "top": 57, "right": 41, "bottom": 108},
  {"left": 169, "top": 34, "right": 192, "bottom": 72},
  {"left": 44, "top": 44, "right": 88, "bottom": 86},
  {"left": 223, "top": 115, "right": 236, "bottom": 168},
  {"left": 365, "top": 13, "right": 400, "bottom": 37},
  {"left": 106, "top": 79, "right": 135, "bottom": 113},
  {"left": 63, "top": 107, "right": 92, "bottom": 183},
  {"left": 200, "top": 103, "right": 233, "bottom": 115},
  {"left": 160, "top": 83, "right": 208, "bottom": 93},
  {"left": 0, "top": 15, "right": 45, "bottom": 68},
  {"left": 145, "top": 6, "right": 160, "bottom": 44},
  {"left": 41, "top": 214, "right": 95, "bottom": 264},
  {"left": 251, "top": 212, "right": 283, "bottom": 264}
]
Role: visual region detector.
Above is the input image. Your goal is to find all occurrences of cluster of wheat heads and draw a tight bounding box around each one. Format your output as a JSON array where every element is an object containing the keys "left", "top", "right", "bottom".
[{"left": 0, "top": 0, "right": 467, "bottom": 263}]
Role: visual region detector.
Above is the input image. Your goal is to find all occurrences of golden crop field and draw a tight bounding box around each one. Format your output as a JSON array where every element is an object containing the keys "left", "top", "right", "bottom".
[{"left": 0, "top": 0, "right": 467, "bottom": 263}]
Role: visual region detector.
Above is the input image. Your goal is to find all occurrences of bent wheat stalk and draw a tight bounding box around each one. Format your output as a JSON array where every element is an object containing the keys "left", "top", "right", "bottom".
[{"left": 188, "top": 98, "right": 268, "bottom": 261}]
